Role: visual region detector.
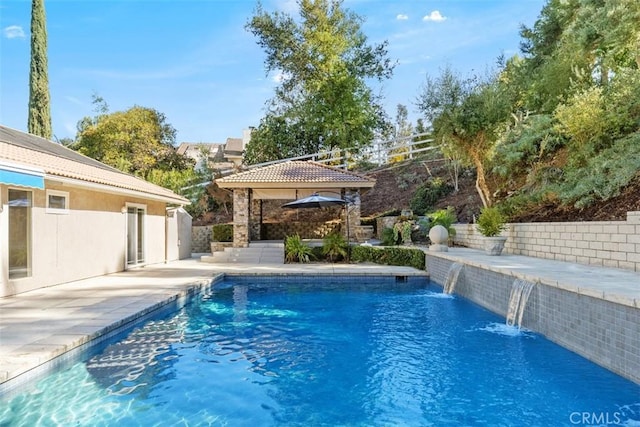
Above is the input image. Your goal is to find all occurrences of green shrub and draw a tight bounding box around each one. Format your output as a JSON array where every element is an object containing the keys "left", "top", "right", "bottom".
[
  {"left": 410, "top": 177, "right": 452, "bottom": 214},
  {"left": 603, "top": 69, "right": 640, "bottom": 138},
  {"left": 353, "top": 158, "right": 378, "bottom": 171},
  {"left": 428, "top": 207, "right": 457, "bottom": 237},
  {"left": 396, "top": 172, "right": 421, "bottom": 190},
  {"left": 555, "top": 132, "right": 640, "bottom": 208},
  {"left": 493, "top": 114, "right": 565, "bottom": 180},
  {"left": 322, "top": 232, "right": 348, "bottom": 262},
  {"left": 393, "top": 220, "right": 414, "bottom": 244},
  {"left": 381, "top": 227, "right": 399, "bottom": 246},
  {"left": 211, "top": 224, "right": 233, "bottom": 242},
  {"left": 476, "top": 206, "right": 507, "bottom": 237},
  {"left": 310, "top": 246, "right": 325, "bottom": 261},
  {"left": 284, "top": 234, "right": 314, "bottom": 263},
  {"left": 496, "top": 192, "right": 545, "bottom": 219},
  {"left": 351, "top": 246, "right": 425, "bottom": 270}
]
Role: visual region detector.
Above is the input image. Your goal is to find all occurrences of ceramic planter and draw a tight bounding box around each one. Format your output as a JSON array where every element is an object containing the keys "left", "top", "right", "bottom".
[{"left": 482, "top": 236, "right": 507, "bottom": 255}]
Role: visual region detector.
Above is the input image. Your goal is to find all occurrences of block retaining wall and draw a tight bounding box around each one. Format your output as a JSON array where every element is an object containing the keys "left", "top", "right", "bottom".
[
  {"left": 426, "top": 255, "right": 640, "bottom": 384},
  {"left": 452, "top": 211, "right": 640, "bottom": 272}
]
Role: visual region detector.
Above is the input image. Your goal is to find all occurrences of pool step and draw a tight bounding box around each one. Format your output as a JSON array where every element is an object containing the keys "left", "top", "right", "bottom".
[{"left": 201, "top": 242, "right": 284, "bottom": 264}]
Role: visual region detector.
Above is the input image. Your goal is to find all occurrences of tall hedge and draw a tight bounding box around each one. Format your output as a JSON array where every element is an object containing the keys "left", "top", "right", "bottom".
[
  {"left": 350, "top": 246, "right": 425, "bottom": 270},
  {"left": 211, "top": 224, "right": 233, "bottom": 242},
  {"left": 28, "top": 0, "right": 52, "bottom": 139}
]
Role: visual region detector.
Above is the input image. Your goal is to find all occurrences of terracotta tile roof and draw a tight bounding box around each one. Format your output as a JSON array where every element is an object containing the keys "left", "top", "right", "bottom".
[
  {"left": 216, "top": 160, "right": 375, "bottom": 188},
  {"left": 0, "top": 125, "right": 189, "bottom": 204}
]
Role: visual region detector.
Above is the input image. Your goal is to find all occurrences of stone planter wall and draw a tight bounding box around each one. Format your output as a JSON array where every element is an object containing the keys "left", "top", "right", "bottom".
[
  {"left": 452, "top": 211, "right": 640, "bottom": 272},
  {"left": 376, "top": 216, "right": 397, "bottom": 239}
]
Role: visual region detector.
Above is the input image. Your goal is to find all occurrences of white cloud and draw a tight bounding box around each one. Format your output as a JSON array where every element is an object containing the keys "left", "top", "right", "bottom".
[
  {"left": 276, "top": 0, "right": 298, "bottom": 14},
  {"left": 4, "top": 25, "right": 25, "bottom": 39},
  {"left": 422, "top": 11, "right": 447, "bottom": 22},
  {"left": 396, "top": 14, "right": 408, "bottom": 21},
  {"left": 64, "top": 96, "right": 85, "bottom": 106}
]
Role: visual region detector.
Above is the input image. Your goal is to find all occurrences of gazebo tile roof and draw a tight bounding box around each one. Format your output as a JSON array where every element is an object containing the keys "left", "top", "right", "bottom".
[{"left": 216, "top": 160, "right": 375, "bottom": 185}]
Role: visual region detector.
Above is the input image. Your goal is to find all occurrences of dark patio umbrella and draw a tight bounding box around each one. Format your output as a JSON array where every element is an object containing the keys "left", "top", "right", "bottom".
[
  {"left": 281, "top": 193, "right": 346, "bottom": 209},
  {"left": 282, "top": 193, "right": 352, "bottom": 260}
]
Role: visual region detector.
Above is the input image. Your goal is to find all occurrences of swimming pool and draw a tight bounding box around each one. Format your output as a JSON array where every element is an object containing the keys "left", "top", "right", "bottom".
[{"left": 1, "top": 275, "right": 638, "bottom": 426}]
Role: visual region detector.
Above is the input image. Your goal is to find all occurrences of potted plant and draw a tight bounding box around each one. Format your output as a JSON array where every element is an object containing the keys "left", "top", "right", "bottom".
[
  {"left": 476, "top": 206, "right": 508, "bottom": 255},
  {"left": 393, "top": 214, "right": 417, "bottom": 245}
]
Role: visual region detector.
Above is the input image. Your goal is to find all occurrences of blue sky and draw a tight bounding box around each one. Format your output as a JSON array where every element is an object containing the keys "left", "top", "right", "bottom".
[{"left": 1, "top": 0, "right": 545, "bottom": 144}]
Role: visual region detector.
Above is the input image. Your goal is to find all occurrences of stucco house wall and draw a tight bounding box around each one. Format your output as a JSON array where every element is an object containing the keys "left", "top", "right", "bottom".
[
  {"left": 0, "top": 183, "right": 171, "bottom": 296},
  {"left": 0, "top": 125, "right": 190, "bottom": 298}
]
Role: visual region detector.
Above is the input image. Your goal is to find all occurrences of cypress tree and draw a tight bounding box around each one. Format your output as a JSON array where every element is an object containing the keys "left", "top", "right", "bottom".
[{"left": 28, "top": 0, "right": 52, "bottom": 139}]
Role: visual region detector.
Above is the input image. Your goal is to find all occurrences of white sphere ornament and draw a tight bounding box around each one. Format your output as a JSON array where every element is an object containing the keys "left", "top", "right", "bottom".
[{"left": 429, "top": 225, "right": 449, "bottom": 252}]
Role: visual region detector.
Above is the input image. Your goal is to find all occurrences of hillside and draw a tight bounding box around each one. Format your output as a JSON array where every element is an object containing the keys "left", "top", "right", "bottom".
[
  {"left": 196, "top": 157, "right": 639, "bottom": 226},
  {"left": 359, "top": 160, "right": 481, "bottom": 223},
  {"left": 272, "top": 159, "right": 639, "bottom": 224},
  {"left": 359, "top": 159, "right": 640, "bottom": 223}
]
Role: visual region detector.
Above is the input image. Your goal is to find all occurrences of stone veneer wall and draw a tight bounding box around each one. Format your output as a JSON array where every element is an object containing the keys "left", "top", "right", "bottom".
[
  {"left": 233, "top": 189, "right": 249, "bottom": 247},
  {"left": 192, "top": 222, "right": 339, "bottom": 251},
  {"left": 249, "top": 197, "right": 262, "bottom": 241},
  {"left": 452, "top": 211, "right": 640, "bottom": 272},
  {"left": 426, "top": 255, "right": 640, "bottom": 384},
  {"left": 262, "top": 222, "right": 340, "bottom": 240},
  {"left": 191, "top": 225, "right": 213, "bottom": 253},
  {"left": 342, "top": 189, "right": 362, "bottom": 240}
]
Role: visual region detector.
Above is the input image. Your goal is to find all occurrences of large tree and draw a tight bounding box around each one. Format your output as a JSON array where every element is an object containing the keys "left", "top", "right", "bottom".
[
  {"left": 416, "top": 67, "right": 513, "bottom": 207},
  {"left": 75, "top": 105, "right": 192, "bottom": 178},
  {"left": 244, "top": 0, "right": 394, "bottom": 164},
  {"left": 517, "top": 0, "right": 640, "bottom": 113},
  {"left": 28, "top": 0, "right": 52, "bottom": 139}
]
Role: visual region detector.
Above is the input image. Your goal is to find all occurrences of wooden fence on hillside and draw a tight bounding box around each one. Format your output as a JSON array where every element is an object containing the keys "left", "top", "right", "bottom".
[{"left": 215, "top": 132, "right": 439, "bottom": 176}]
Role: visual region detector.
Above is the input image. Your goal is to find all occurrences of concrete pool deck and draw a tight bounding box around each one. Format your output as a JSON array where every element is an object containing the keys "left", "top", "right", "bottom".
[{"left": 0, "top": 249, "right": 638, "bottom": 389}]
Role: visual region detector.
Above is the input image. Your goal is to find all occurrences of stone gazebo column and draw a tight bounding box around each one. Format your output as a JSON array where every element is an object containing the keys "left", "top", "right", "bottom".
[
  {"left": 342, "top": 189, "right": 361, "bottom": 241},
  {"left": 232, "top": 188, "right": 250, "bottom": 248},
  {"left": 249, "top": 195, "right": 262, "bottom": 241}
]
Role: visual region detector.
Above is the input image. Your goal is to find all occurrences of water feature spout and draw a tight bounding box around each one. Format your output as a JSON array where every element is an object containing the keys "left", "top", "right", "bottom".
[
  {"left": 443, "top": 262, "right": 464, "bottom": 294},
  {"left": 506, "top": 279, "right": 536, "bottom": 328}
]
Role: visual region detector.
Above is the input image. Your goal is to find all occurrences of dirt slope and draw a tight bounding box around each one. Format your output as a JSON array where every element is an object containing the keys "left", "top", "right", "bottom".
[
  {"left": 199, "top": 160, "right": 639, "bottom": 225},
  {"left": 360, "top": 160, "right": 481, "bottom": 222},
  {"left": 361, "top": 160, "right": 640, "bottom": 223}
]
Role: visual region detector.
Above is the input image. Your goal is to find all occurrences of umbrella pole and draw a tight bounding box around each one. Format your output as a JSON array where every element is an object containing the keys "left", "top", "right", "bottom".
[{"left": 346, "top": 202, "right": 350, "bottom": 262}]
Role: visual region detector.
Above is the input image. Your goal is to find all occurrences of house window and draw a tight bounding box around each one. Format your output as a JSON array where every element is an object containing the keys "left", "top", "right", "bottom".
[
  {"left": 8, "top": 189, "right": 32, "bottom": 279},
  {"left": 46, "top": 190, "right": 69, "bottom": 214}
]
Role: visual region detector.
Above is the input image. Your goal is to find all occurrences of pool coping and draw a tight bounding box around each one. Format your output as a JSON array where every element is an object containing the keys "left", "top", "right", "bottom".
[{"left": 424, "top": 248, "right": 640, "bottom": 308}]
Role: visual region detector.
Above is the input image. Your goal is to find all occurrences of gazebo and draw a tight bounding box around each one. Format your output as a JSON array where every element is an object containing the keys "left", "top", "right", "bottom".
[{"left": 215, "top": 161, "right": 376, "bottom": 247}]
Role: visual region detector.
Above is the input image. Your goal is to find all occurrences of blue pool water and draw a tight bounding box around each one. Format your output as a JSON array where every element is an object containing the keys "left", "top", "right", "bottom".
[{"left": 1, "top": 276, "right": 638, "bottom": 426}]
